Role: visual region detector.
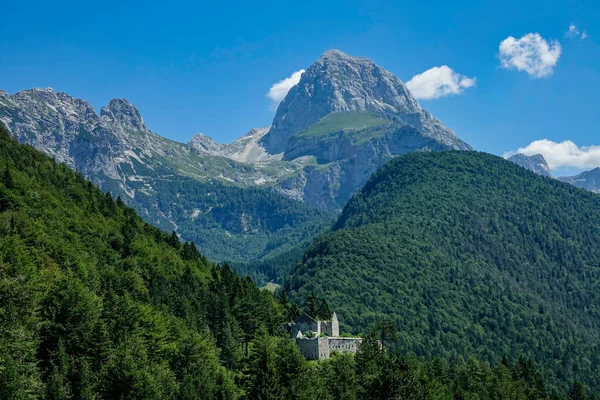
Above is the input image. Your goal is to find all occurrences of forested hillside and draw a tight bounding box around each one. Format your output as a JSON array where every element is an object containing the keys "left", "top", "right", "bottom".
[
  {"left": 147, "top": 176, "right": 334, "bottom": 269},
  {"left": 287, "top": 151, "right": 600, "bottom": 393},
  {"left": 0, "top": 123, "right": 584, "bottom": 399},
  {"left": 0, "top": 122, "right": 283, "bottom": 398}
]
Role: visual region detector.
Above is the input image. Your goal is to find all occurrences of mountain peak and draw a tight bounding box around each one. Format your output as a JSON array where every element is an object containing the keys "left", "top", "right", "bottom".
[
  {"left": 319, "top": 49, "right": 351, "bottom": 59},
  {"left": 101, "top": 98, "right": 145, "bottom": 130},
  {"left": 260, "top": 51, "right": 466, "bottom": 154},
  {"left": 507, "top": 153, "right": 552, "bottom": 177},
  {"left": 317, "top": 49, "right": 374, "bottom": 65},
  {"left": 188, "top": 132, "right": 223, "bottom": 155}
]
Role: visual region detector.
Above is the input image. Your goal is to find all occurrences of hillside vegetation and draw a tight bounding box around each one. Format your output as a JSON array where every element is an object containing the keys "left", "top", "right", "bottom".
[
  {"left": 296, "top": 111, "right": 388, "bottom": 139},
  {"left": 287, "top": 151, "right": 600, "bottom": 392},
  {"left": 145, "top": 176, "right": 335, "bottom": 268},
  {"left": 0, "top": 123, "right": 283, "bottom": 398},
  {"left": 0, "top": 123, "right": 585, "bottom": 399}
]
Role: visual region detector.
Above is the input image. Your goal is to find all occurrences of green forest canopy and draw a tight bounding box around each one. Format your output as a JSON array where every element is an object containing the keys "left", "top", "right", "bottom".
[
  {"left": 0, "top": 123, "right": 590, "bottom": 399},
  {"left": 287, "top": 151, "right": 600, "bottom": 393}
]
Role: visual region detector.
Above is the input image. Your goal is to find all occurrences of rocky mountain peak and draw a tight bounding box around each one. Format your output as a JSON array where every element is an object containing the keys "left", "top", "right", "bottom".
[
  {"left": 101, "top": 98, "right": 145, "bottom": 130},
  {"left": 558, "top": 167, "right": 600, "bottom": 193},
  {"left": 507, "top": 153, "right": 552, "bottom": 177},
  {"left": 6, "top": 88, "right": 99, "bottom": 124},
  {"left": 260, "top": 50, "right": 463, "bottom": 153},
  {"left": 188, "top": 132, "right": 223, "bottom": 155}
]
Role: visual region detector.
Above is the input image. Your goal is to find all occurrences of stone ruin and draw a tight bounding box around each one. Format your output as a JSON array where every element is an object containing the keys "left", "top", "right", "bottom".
[{"left": 287, "top": 312, "right": 362, "bottom": 360}]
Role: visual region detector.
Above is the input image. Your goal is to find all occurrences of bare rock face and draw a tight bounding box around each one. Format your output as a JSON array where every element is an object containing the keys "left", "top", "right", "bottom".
[
  {"left": 188, "top": 127, "right": 281, "bottom": 163},
  {"left": 249, "top": 50, "right": 470, "bottom": 209},
  {"left": 558, "top": 168, "right": 600, "bottom": 193},
  {"left": 101, "top": 98, "right": 146, "bottom": 130},
  {"left": 0, "top": 88, "right": 292, "bottom": 230},
  {"left": 507, "top": 153, "right": 552, "bottom": 177},
  {"left": 261, "top": 50, "right": 470, "bottom": 154},
  {"left": 188, "top": 132, "right": 224, "bottom": 155}
]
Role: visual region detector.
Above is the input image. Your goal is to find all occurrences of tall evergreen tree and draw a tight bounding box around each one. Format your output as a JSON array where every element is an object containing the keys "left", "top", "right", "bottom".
[{"left": 304, "top": 290, "right": 319, "bottom": 318}]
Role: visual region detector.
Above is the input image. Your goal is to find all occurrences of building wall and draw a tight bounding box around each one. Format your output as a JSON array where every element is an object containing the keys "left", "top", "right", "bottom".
[
  {"left": 296, "top": 337, "right": 330, "bottom": 360},
  {"left": 327, "top": 338, "right": 361, "bottom": 356},
  {"left": 296, "top": 337, "right": 362, "bottom": 360}
]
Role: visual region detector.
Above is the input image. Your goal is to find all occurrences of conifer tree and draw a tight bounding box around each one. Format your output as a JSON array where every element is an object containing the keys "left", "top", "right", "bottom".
[
  {"left": 304, "top": 290, "right": 319, "bottom": 317},
  {"left": 316, "top": 298, "right": 332, "bottom": 320},
  {"left": 246, "top": 331, "right": 283, "bottom": 400},
  {"left": 168, "top": 230, "right": 181, "bottom": 249},
  {"left": 569, "top": 382, "right": 587, "bottom": 400},
  {"left": 2, "top": 164, "right": 13, "bottom": 189}
]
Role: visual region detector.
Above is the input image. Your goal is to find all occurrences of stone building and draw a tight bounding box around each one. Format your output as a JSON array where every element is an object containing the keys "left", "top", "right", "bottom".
[{"left": 287, "top": 312, "right": 362, "bottom": 360}]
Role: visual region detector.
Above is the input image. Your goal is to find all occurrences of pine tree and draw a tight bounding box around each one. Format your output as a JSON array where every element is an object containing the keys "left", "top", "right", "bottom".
[
  {"left": 0, "top": 353, "right": 27, "bottom": 400},
  {"left": 373, "top": 317, "right": 398, "bottom": 352},
  {"left": 0, "top": 185, "right": 10, "bottom": 212},
  {"left": 278, "top": 288, "right": 288, "bottom": 306},
  {"left": 316, "top": 298, "right": 331, "bottom": 320},
  {"left": 168, "top": 230, "right": 181, "bottom": 249},
  {"left": 2, "top": 164, "right": 14, "bottom": 189},
  {"left": 182, "top": 241, "right": 201, "bottom": 261},
  {"left": 45, "top": 366, "right": 70, "bottom": 400},
  {"left": 304, "top": 291, "right": 319, "bottom": 318},
  {"left": 569, "top": 382, "right": 587, "bottom": 400},
  {"left": 246, "top": 331, "right": 283, "bottom": 400}
]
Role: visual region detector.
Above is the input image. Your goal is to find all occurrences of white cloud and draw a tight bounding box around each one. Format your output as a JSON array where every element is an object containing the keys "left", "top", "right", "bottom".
[
  {"left": 405, "top": 66, "right": 476, "bottom": 100},
  {"left": 504, "top": 140, "right": 600, "bottom": 169},
  {"left": 566, "top": 23, "right": 588, "bottom": 40},
  {"left": 498, "top": 33, "right": 562, "bottom": 78},
  {"left": 266, "top": 70, "right": 305, "bottom": 106},
  {"left": 566, "top": 23, "right": 580, "bottom": 38}
]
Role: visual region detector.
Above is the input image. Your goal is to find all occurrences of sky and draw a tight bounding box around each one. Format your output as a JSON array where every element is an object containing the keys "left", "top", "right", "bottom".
[{"left": 1, "top": 0, "right": 599, "bottom": 176}]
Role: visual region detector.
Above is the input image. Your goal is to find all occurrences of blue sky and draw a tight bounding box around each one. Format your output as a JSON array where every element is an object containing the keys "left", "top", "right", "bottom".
[{"left": 1, "top": 0, "right": 599, "bottom": 175}]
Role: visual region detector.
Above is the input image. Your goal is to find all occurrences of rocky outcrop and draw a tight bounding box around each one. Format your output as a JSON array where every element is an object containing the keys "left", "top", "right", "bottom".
[
  {"left": 188, "top": 127, "right": 281, "bottom": 163},
  {"left": 507, "top": 153, "right": 552, "bottom": 177},
  {"left": 188, "top": 132, "right": 224, "bottom": 155},
  {"left": 0, "top": 88, "right": 332, "bottom": 264},
  {"left": 277, "top": 125, "right": 454, "bottom": 209}
]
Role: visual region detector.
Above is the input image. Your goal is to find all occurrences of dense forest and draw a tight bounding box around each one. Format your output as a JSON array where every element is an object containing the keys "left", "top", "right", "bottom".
[
  {"left": 0, "top": 122, "right": 285, "bottom": 398},
  {"left": 287, "top": 151, "right": 600, "bottom": 394},
  {"left": 0, "top": 123, "right": 589, "bottom": 399}
]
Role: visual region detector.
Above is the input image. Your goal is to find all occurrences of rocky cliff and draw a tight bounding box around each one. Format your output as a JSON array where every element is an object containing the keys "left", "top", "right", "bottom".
[
  {"left": 256, "top": 50, "right": 471, "bottom": 208},
  {"left": 507, "top": 153, "right": 552, "bottom": 177},
  {"left": 558, "top": 168, "right": 600, "bottom": 193}
]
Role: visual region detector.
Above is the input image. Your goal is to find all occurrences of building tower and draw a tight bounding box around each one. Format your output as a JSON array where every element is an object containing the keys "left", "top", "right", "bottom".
[{"left": 331, "top": 312, "right": 339, "bottom": 337}]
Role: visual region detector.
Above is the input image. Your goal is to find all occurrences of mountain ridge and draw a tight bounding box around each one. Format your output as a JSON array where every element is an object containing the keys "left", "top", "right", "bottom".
[
  {"left": 0, "top": 50, "right": 478, "bottom": 267},
  {"left": 559, "top": 167, "right": 600, "bottom": 193},
  {"left": 507, "top": 153, "right": 552, "bottom": 177},
  {"left": 0, "top": 87, "right": 328, "bottom": 266}
]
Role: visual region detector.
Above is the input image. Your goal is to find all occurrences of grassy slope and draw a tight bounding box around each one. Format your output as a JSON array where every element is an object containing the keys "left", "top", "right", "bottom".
[{"left": 296, "top": 111, "right": 387, "bottom": 139}]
